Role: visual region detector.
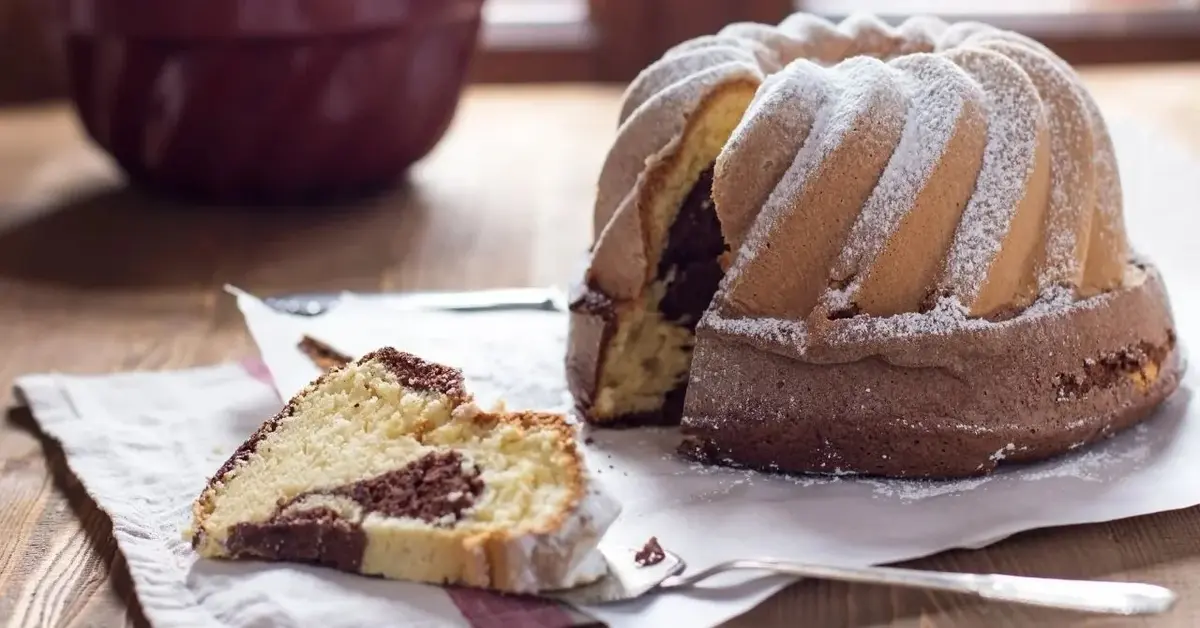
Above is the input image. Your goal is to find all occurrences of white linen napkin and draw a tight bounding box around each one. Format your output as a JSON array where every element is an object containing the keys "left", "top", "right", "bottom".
[
  {"left": 14, "top": 363, "right": 600, "bottom": 628},
  {"left": 234, "top": 287, "right": 1198, "bottom": 628}
]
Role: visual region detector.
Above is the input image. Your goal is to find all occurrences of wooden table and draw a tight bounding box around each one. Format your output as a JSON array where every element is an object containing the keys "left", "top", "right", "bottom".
[{"left": 2, "top": 63, "right": 1199, "bottom": 628}]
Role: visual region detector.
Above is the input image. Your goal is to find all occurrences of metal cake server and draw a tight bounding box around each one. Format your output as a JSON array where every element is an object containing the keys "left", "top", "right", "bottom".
[
  {"left": 548, "top": 546, "right": 1177, "bottom": 616},
  {"left": 263, "top": 287, "right": 569, "bottom": 317}
]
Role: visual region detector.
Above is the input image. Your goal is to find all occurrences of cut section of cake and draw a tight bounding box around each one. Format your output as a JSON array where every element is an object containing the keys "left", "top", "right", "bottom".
[
  {"left": 190, "top": 347, "right": 619, "bottom": 593},
  {"left": 567, "top": 60, "right": 763, "bottom": 425}
]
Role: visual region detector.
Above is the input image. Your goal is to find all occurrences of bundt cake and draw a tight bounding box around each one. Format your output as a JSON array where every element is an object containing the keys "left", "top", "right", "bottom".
[
  {"left": 566, "top": 12, "right": 1182, "bottom": 478},
  {"left": 191, "top": 347, "right": 619, "bottom": 593}
]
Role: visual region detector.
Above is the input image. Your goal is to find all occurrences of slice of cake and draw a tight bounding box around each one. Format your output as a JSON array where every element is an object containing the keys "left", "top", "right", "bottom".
[{"left": 190, "top": 347, "right": 620, "bottom": 593}]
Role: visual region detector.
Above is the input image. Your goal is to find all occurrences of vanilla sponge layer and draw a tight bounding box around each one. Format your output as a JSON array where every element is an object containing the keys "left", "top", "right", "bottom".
[{"left": 591, "top": 84, "right": 755, "bottom": 421}]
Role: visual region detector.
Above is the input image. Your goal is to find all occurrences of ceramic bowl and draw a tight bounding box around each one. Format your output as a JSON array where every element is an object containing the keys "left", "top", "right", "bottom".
[{"left": 57, "top": 0, "right": 484, "bottom": 203}]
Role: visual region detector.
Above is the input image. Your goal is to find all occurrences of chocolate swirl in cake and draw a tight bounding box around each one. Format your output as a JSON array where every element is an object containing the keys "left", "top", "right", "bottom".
[{"left": 226, "top": 451, "right": 485, "bottom": 571}]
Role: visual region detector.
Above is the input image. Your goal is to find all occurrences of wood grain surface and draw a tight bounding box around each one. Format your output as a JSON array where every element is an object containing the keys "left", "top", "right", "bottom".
[{"left": 2, "top": 64, "right": 1200, "bottom": 628}]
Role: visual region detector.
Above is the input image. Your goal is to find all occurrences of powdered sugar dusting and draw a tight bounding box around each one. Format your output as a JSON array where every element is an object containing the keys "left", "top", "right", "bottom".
[
  {"left": 938, "top": 48, "right": 1045, "bottom": 305},
  {"left": 838, "top": 13, "right": 903, "bottom": 57},
  {"left": 1014, "top": 282, "right": 1077, "bottom": 316},
  {"left": 937, "top": 20, "right": 999, "bottom": 49},
  {"left": 702, "top": 313, "right": 807, "bottom": 349},
  {"left": 989, "top": 443, "right": 1017, "bottom": 462},
  {"left": 772, "top": 13, "right": 953, "bottom": 64},
  {"left": 826, "top": 282, "right": 1089, "bottom": 345},
  {"left": 705, "top": 279, "right": 1104, "bottom": 350},
  {"left": 620, "top": 46, "right": 766, "bottom": 125},
  {"left": 861, "top": 476, "right": 993, "bottom": 500},
  {"left": 1082, "top": 95, "right": 1129, "bottom": 272},
  {"left": 976, "top": 39, "right": 1095, "bottom": 289},
  {"left": 715, "top": 60, "right": 837, "bottom": 255},
  {"left": 829, "top": 54, "right": 979, "bottom": 286},
  {"left": 664, "top": 33, "right": 774, "bottom": 67},
  {"left": 957, "top": 28, "right": 1126, "bottom": 249},
  {"left": 1088, "top": 105, "right": 1124, "bottom": 228},
  {"left": 950, "top": 422, "right": 996, "bottom": 435},
  {"left": 1021, "top": 424, "right": 1154, "bottom": 482},
  {"left": 775, "top": 13, "right": 850, "bottom": 63},
  {"left": 896, "top": 15, "right": 947, "bottom": 54},
  {"left": 722, "top": 61, "right": 832, "bottom": 168},
  {"left": 718, "top": 22, "right": 819, "bottom": 65},
  {"left": 720, "top": 56, "right": 905, "bottom": 310},
  {"left": 829, "top": 294, "right": 977, "bottom": 342},
  {"left": 595, "top": 61, "right": 763, "bottom": 238}
]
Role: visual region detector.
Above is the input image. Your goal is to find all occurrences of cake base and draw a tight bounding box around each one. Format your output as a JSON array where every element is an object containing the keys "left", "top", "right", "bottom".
[{"left": 679, "top": 263, "right": 1183, "bottom": 479}]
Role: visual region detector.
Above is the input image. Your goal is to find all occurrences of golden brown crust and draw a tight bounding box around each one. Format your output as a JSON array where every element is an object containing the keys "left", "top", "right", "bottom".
[
  {"left": 635, "top": 78, "right": 761, "bottom": 286},
  {"left": 363, "top": 347, "right": 470, "bottom": 403},
  {"left": 565, "top": 286, "right": 621, "bottom": 422},
  {"left": 475, "top": 409, "right": 587, "bottom": 540}
]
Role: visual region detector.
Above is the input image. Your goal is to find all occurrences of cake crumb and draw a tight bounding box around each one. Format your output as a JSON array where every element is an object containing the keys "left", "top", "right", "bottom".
[
  {"left": 634, "top": 536, "right": 665, "bottom": 567},
  {"left": 298, "top": 335, "right": 353, "bottom": 371}
]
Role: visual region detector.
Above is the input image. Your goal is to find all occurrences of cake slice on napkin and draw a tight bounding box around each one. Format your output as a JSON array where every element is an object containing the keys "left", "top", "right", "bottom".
[{"left": 189, "top": 347, "right": 619, "bottom": 593}]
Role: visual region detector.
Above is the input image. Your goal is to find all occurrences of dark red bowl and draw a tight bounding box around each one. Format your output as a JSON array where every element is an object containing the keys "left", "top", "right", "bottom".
[{"left": 56, "top": 0, "right": 484, "bottom": 204}]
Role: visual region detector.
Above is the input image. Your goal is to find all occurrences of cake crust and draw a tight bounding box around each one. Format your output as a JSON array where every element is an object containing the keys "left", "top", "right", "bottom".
[{"left": 680, "top": 263, "right": 1182, "bottom": 478}]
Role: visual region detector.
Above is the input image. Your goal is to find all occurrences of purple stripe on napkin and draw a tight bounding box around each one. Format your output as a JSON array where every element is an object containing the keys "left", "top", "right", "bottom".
[
  {"left": 240, "top": 356, "right": 279, "bottom": 393},
  {"left": 447, "top": 588, "right": 587, "bottom": 628}
]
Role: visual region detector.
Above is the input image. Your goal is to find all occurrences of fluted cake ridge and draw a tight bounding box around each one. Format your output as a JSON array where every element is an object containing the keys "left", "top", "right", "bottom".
[{"left": 590, "top": 12, "right": 1126, "bottom": 323}]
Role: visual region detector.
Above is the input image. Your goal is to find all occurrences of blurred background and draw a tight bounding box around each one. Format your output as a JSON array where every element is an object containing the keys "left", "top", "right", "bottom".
[{"left": 4, "top": 0, "right": 1200, "bottom": 104}]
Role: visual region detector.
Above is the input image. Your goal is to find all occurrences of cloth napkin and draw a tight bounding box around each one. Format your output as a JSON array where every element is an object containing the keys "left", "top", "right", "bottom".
[
  {"left": 234, "top": 290, "right": 1200, "bottom": 628},
  {"left": 15, "top": 362, "right": 600, "bottom": 628},
  {"left": 11, "top": 115, "right": 1200, "bottom": 628}
]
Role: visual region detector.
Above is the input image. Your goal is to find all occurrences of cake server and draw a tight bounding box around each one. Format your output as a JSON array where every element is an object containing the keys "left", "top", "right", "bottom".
[
  {"left": 548, "top": 545, "right": 1177, "bottom": 616},
  {"left": 263, "top": 286, "right": 568, "bottom": 316}
]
